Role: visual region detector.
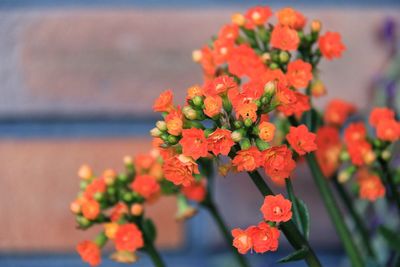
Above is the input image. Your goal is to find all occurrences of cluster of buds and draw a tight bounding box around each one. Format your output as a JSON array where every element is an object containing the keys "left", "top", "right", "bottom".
[
  {"left": 315, "top": 103, "right": 400, "bottom": 201},
  {"left": 151, "top": 5, "right": 345, "bottom": 255},
  {"left": 70, "top": 147, "right": 206, "bottom": 266}
]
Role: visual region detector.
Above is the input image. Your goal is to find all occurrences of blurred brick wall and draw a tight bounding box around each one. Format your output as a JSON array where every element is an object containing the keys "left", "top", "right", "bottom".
[{"left": 0, "top": 7, "right": 399, "bottom": 252}]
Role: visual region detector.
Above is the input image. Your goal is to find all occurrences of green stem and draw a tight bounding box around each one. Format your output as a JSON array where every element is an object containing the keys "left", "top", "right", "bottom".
[
  {"left": 247, "top": 170, "right": 322, "bottom": 267},
  {"left": 332, "top": 177, "right": 375, "bottom": 259},
  {"left": 305, "top": 153, "right": 364, "bottom": 267},
  {"left": 145, "top": 240, "right": 167, "bottom": 267},
  {"left": 202, "top": 198, "right": 251, "bottom": 267},
  {"left": 285, "top": 178, "right": 304, "bottom": 236},
  {"left": 378, "top": 157, "right": 400, "bottom": 215}
]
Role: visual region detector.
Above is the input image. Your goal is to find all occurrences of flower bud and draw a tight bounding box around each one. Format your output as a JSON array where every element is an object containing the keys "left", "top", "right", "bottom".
[
  {"left": 117, "top": 173, "right": 128, "bottom": 183},
  {"left": 156, "top": 120, "right": 167, "bottom": 131},
  {"left": 104, "top": 222, "right": 119, "bottom": 240},
  {"left": 264, "top": 81, "right": 276, "bottom": 96},
  {"left": 80, "top": 180, "right": 89, "bottom": 190},
  {"left": 261, "top": 53, "right": 271, "bottom": 63},
  {"left": 231, "top": 13, "right": 246, "bottom": 26},
  {"left": 94, "top": 232, "right": 108, "bottom": 247},
  {"left": 339, "top": 150, "right": 350, "bottom": 162},
  {"left": 78, "top": 164, "right": 93, "bottom": 180},
  {"left": 255, "top": 138, "right": 270, "bottom": 151},
  {"left": 231, "top": 130, "right": 244, "bottom": 142},
  {"left": 239, "top": 138, "right": 251, "bottom": 150},
  {"left": 279, "top": 51, "right": 290, "bottom": 64},
  {"left": 192, "top": 49, "right": 202, "bottom": 62},
  {"left": 103, "top": 169, "right": 116, "bottom": 185},
  {"left": 76, "top": 215, "right": 91, "bottom": 229},
  {"left": 150, "top": 127, "right": 162, "bottom": 137},
  {"left": 123, "top": 192, "right": 134, "bottom": 203},
  {"left": 182, "top": 106, "right": 197, "bottom": 120},
  {"left": 70, "top": 200, "right": 81, "bottom": 214},
  {"left": 234, "top": 120, "right": 243, "bottom": 129},
  {"left": 167, "top": 135, "right": 179, "bottom": 145},
  {"left": 222, "top": 96, "right": 232, "bottom": 114},
  {"left": 94, "top": 192, "right": 104, "bottom": 201},
  {"left": 311, "top": 80, "right": 326, "bottom": 97},
  {"left": 338, "top": 171, "right": 350, "bottom": 183},
  {"left": 192, "top": 95, "right": 204, "bottom": 108},
  {"left": 311, "top": 20, "right": 321, "bottom": 33},
  {"left": 123, "top": 155, "right": 133, "bottom": 166},
  {"left": 269, "top": 63, "right": 279, "bottom": 70},
  {"left": 131, "top": 203, "right": 144, "bottom": 216},
  {"left": 244, "top": 118, "right": 253, "bottom": 127},
  {"left": 381, "top": 150, "right": 391, "bottom": 161},
  {"left": 364, "top": 151, "right": 376, "bottom": 165}
]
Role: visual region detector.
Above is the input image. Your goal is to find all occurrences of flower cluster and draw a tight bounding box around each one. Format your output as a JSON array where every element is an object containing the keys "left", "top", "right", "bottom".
[
  {"left": 70, "top": 147, "right": 206, "bottom": 266},
  {"left": 232, "top": 194, "right": 292, "bottom": 254}
]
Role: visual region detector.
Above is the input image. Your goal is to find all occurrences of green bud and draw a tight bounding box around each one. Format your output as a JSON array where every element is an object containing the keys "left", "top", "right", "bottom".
[
  {"left": 339, "top": 150, "right": 350, "bottom": 162},
  {"left": 254, "top": 99, "right": 261, "bottom": 108},
  {"left": 80, "top": 180, "right": 89, "bottom": 190},
  {"left": 239, "top": 138, "right": 251, "bottom": 150},
  {"left": 373, "top": 139, "right": 383, "bottom": 149},
  {"left": 117, "top": 173, "right": 128, "bottom": 183},
  {"left": 150, "top": 127, "right": 162, "bottom": 137},
  {"left": 269, "top": 63, "right": 279, "bottom": 70},
  {"left": 279, "top": 51, "right": 290, "bottom": 64},
  {"left": 192, "top": 95, "right": 204, "bottom": 108},
  {"left": 107, "top": 187, "right": 116, "bottom": 196},
  {"left": 231, "top": 129, "right": 244, "bottom": 142},
  {"left": 94, "top": 192, "right": 103, "bottom": 201},
  {"left": 271, "top": 51, "right": 279, "bottom": 62},
  {"left": 156, "top": 120, "right": 167, "bottom": 131},
  {"left": 381, "top": 150, "right": 391, "bottom": 161},
  {"left": 183, "top": 106, "right": 197, "bottom": 120},
  {"left": 244, "top": 118, "right": 253, "bottom": 127},
  {"left": 160, "top": 133, "right": 169, "bottom": 141},
  {"left": 234, "top": 121, "right": 243, "bottom": 129},
  {"left": 167, "top": 135, "right": 179, "bottom": 145},
  {"left": 264, "top": 81, "right": 276, "bottom": 95},
  {"left": 94, "top": 232, "right": 108, "bottom": 247},
  {"left": 76, "top": 215, "right": 91, "bottom": 229},
  {"left": 255, "top": 138, "right": 270, "bottom": 151},
  {"left": 123, "top": 192, "right": 134, "bottom": 203}
]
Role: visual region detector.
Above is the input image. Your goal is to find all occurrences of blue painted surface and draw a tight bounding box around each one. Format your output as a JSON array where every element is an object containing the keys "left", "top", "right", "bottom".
[{"left": 0, "top": 0, "right": 399, "bottom": 9}]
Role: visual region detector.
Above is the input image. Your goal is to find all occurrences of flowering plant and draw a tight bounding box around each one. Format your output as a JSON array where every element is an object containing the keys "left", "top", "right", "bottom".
[{"left": 72, "top": 5, "right": 400, "bottom": 267}]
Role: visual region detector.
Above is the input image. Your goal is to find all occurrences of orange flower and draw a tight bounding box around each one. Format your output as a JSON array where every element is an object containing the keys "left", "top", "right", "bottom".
[
  {"left": 232, "top": 147, "right": 262, "bottom": 172},
  {"left": 165, "top": 108, "right": 183, "bottom": 136},
  {"left": 277, "top": 88, "right": 310, "bottom": 117},
  {"left": 227, "top": 45, "right": 266, "bottom": 78},
  {"left": 163, "top": 155, "right": 199, "bottom": 186},
  {"left": 258, "top": 122, "right": 276, "bottom": 142},
  {"left": 263, "top": 145, "right": 296, "bottom": 185},
  {"left": 286, "top": 125, "right": 317, "bottom": 155},
  {"left": 311, "top": 80, "right": 326, "bottom": 97},
  {"left": 110, "top": 203, "right": 128, "bottom": 222},
  {"left": 114, "top": 224, "right": 144, "bottom": 252},
  {"left": 153, "top": 90, "right": 174, "bottom": 112},
  {"left": 315, "top": 126, "right": 342, "bottom": 177},
  {"left": 236, "top": 102, "right": 258, "bottom": 122},
  {"left": 198, "top": 46, "right": 216, "bottom": 79},
  {"left": 324, "top": 99, "right": 356, "bottom": 126},
  {"left": 134, "top": 153, "right": 155, "bottom": 173},
  {"left": 204, "top": 95, "right": 222, "bottom": 117},
  {"left": 186, "top": 85, "right": 203, "bottom": 100},
  {"left": 318, "top": 32, "right": 346, "bottom": 60},
  {"left": 376, "top": 119, "right": 400, "bottom": 142},
  {"left": 357, "top": 172, "right": 385, "bottom": 201},
  {"left": 249, "top": 222, "right": 280, "bottom": 253},
  {"left": 369, "top": 107, "right": 395, "bottom": 127},
  {"left": 276, "top": 7, "right": 306, "bottom": 29},
  {"left": 182, "top": 180, "right": 207, "bottom": 202},
  {"left": 131, "top": 175, "right": 160, "bottom": 200},
  {"left": 77, "top": 241, "right": 101, "bottom": 266},
  {"left": 78, "top": 164, "right": 93, "bottom": 180},
  {"left": 204, "top": 75, "right": 238, "bottom": 96},
  {"left": 231, "top": 227, "right": 253, "bottom": 254},
  {"left": 81, "top": 199, "right": 100, "bottom": 220},
  {"left": 286, "top": 59, "right": 313, "bottom": 89},
  {"left": 207, "top": 128, "right": 235, "bottom": 156},
  {"left": 84, "top": 178, "right": 106, "bottom": 200},
  {"left": 218, "top": 24, "right": 239, "bottom": 41},
  {"left": 347, "top": 140, "right": 373, "bottom": 166},
  {"left": 179, "top": 128, "right": 208, "bottom": 160},
  {"left": 270, "top": 25, "right": 300, "bottom": 51},
  {"left": 344, "top": 122, "right": 366, "bottom": 145},
  {"left": 245, "top": 6, "right": 272, "bottom": 27},
  {"left": 261, "top": 194, "right": 292, "bottom": 223}
]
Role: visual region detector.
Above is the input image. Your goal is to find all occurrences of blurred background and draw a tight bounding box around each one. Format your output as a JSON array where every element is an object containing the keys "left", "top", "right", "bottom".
[{"left": 0, "top": 0, "right": 399, "bottom": 266}]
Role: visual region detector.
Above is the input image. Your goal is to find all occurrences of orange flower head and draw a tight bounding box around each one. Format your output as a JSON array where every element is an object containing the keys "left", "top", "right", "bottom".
[
  {"left": 311, "top": 80, "right": 326, "bottom": 97},
  {"left": 369, "top": 107, "right": 395, "bottom": 127},
  {"left": 315, "top": 126, "right": 342, "bottom": 177},
  {"left": 231, "top": 227, "right": 253, "bottom": 254},
  {"left": 163, "top": 155, "right": 199, "bottom": 186},
  {"left": 286, "top": 59, "right": 313, "bottom": 89},
  {"left": 81, "top": 199, "right": 100, "bottom": 220},
  {"left": 261, "top": 194, "right": 292, "bottom": 223},
  {"left": 236, "top": 102, "right": 258, "bottom": 122},
  {"left": 249, "top": 222, "right": 280, "bottom": 253},
  {"left": 179, "top": 128, "right": 208, "bottom": 160},
  {"left": 78, "top": 164, "right": 93, "bottom": 180},
  {"left": 318, "top": 32, "right": 346, "bottom": 60},
  {"left": 276, "top": 7, "right": 306, "bottom": 29},
  {"left": 232, "top": 147, "right": 262, "bottom": 172},
  {"left": 218, "top": 24, "right": 239, "bottom": 41},
  {"left": 277, "top": 89, "right": 310, "bottom": 117},
  {"left": 270, "top": 25, "right": 300, "bottom": 51},
  {"left": 134, "top": 153, "right": 155, "bottom": 173},
  {"left": 84, "top": 178, "right": 106, "bottom": 200},
  {"left": 110, "top": 203, "right": 128, "bottom": 222},
  {"left": 258, "top": 122, "right": 276, "bottom": 142},
  {"left": 245, "top": 6, "right": 272, "bottom": 27},
  {"left": 263, "top": 145, "right": 296, "bottom": 184},
  {"left": 130, "top": 203, "right": 144, "bottom": 216},
  {"left": 358, "top": 172, "right": 385, "bottom": 201},
  {"left": 182, "top": 180, "right": 207, "bottom": 202},
  {"left": 286, "top": 125, "right": 317, "bottom": 155},
  {"left": 324, "top": 99, "right": 356, "bottom": 126},
  {"left": 131, "top": 175, "right": 160, "bottom": 200},
  {"left": 204, "top": 75, "right": 238, "bottom": 96},
  {"left": 347, "top": 140, "right": 373, "bottom": 166},
  {"left": 204, "top": 95, "right": 222, "bottom": 118},
  {"left": 227, "top": 44, "right": 266, "bottom": 78},
  {"left": 153, "top": 90, "right": 174, "bottom": 113},
  {"left": 114, "top": 224, "right": 144, "bottom": 252},
  {"left": 104, "top": 223, "right": 119, "bottom": 240},
  {"left": 186, "top": 85, "right": 203, "bottom": 100},
  {"left": 165, "top": 108, "right": 183, "bottom": 136},
  {"left": 376, "top": 119, "right": 400, "bottom": 142},
  {"left": 344, "top": 122, "right": 367, "bottom": 145},
  {"left": 207, "top": 128, "right": 235, "bottom": 156},
  {"left": 77, "top": 241, "right": 101, "bottom": 266}
]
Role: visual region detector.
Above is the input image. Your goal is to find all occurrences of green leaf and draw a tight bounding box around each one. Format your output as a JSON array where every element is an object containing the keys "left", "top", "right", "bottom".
[
  {"left": 296, "top": 197, "right": 311, "bottom": 240},
  {"left": 142, "top": 218, "right": 157, "bottom": 243},
  {"left": 379, "top": 225, "right": 400, "bottom": 252},
  {"left": 277, "top": 246, "right": 309, "bottom": 263}
]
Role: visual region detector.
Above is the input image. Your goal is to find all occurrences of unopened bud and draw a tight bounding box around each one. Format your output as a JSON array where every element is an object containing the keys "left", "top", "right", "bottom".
[
  {"left": 311, "top": 20, "right": 321, "bottom": 33},
  {"left": 76, "top": 215, "right": 91, "bottom": 228},
  {"left": 80, "top": 180, "right": 89, "bottom": 190},
  {"left": 150, "top": 127, "right": 162, "bottom": 137},
  {"left": 192, "top": 95, "right": 204, "bottom": 108},
  {"left": 231, "top": 130, "right": 244, "bottom": 142},
  {"left": 70, "top": 200, "right": 81, "bottom": 214},
  {"left": 78, "top": 164, "right": 93, "bottom": 180},
  {"left": 94, "top": 192, "right": 104, "bottom": 201},
  {"left": 311, "top": 80, "right": 326, "bottom": 97},
  {"left": 244, "top": 118, "right": 253, "bottom": 127},
  {"left": 156, "top": 121, "right": 167, "bottom": 131},
  {"left": 167, "top": 135, "right": 179, "bottom": 145},
  {"left": 231, "top": 13, "right": 246, "bottom": 26},
  {"left": 381, "top": 150, "right": 391, "bottom": 161},
  {"left": 123, "top": 155, "right": 133, "bottom": 166},
  {"left": 338, "top": 171, "right": 350, "bottom": 183},
  {"left": 123, "top": 192, "right": 134, "bottom": 203},
  {"left": 103, "top": 169, "right": 116, "bottom": 185},
  {"left": 269, "top": 63, "right": 279, "bottom": 70},
  {"left": 182, "top": 106, "right": 197, "bottom": 120},
  {"left": 239, "top": 138, "right": 251, "bottom": 150},
  {"left": 364, "top": 151, "right": 376, "bottom": 165},
  {"left": 192, "top": 49, "right": 203, "bottom": 62},
  {"left": 279, "top": 51, "right": 290, "bottom": 64},
  {"left": 256, "top": 138, "right": 270, "bottom": 151},
  {"left": 131, "top": 203, "right": 144, "bottom": 216},
  {"left": 261, "top": 53, "right": 271, "bottom": 63},
  {"left": 104, "top": 223, "right": 119, "bottom": 240},
  {"left": 264, "top": 81, "right": 276, "bottom": 95},
  {"left": 339, "top": 150, "right": 350, "bottom": 162}
]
